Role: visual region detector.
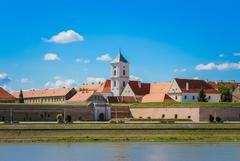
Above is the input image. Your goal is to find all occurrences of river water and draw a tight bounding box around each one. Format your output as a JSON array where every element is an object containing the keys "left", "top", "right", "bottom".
[{"left": 0, "top": 142, "right": 239, "bottom": 161}]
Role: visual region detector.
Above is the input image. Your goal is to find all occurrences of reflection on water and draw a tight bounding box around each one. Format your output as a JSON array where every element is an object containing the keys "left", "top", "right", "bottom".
[{"left": 0, "top": 142, "right": 239, "bottom": 161}]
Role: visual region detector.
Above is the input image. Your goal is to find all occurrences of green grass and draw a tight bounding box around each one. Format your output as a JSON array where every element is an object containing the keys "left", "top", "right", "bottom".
[
  {"left": 0, "top": 123, "right": 240, "bottom": 142},
  {"left": 112, "top": 102, "right": 240, "bottom": 107}
]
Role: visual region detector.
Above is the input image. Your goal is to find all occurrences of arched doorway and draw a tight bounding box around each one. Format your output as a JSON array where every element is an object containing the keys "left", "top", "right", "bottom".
[{"left": 99, "top": 113, "right": 105, "bottom": 121}]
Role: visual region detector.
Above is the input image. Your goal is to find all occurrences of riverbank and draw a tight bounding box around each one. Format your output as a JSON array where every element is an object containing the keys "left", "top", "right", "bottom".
[{"left": 1, "top": 123, "right": 240, "bottom": 142}]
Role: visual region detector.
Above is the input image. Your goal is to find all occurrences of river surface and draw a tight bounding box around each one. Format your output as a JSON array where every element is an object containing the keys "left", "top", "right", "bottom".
[{"left": 0, "top": 142, "right": 239, "bottom": 161}]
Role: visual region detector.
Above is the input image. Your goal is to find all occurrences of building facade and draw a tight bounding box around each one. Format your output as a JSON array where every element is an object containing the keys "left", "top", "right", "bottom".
[
  {"left": 111, "top": 52, "right": 129, "bottom": 96},
  {"left": 168, "top": 78, "right": 221, "bottom": 102},
  {"left": 12, "top": 88, "right": 77, "bottom": 104}
]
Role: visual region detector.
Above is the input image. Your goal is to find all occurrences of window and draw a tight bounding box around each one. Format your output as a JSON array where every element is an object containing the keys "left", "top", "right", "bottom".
[
  {"left": 114, "top": 70, "right": 117, "bottom": 76},
  {"left": 123, "top": 66, "right": 125, "bottom": 68},
  {"left": 208, "top": 96, "right": 211, "bottom": 100},
  {"left": 123, "top": 70, "right": 126, "bottom": 76},
  {"left": 162, "top": 114, "right": 165, "bottom": 118},
  {"left": 175, "top": 95, "right": 178, "bottom": 100},
  {"left": 175, "top": 114, "right": 178, "bottom": 119},
  {"left": 123, "top": 81, "right": 126, "bottom": 87},
  {"left": 193, "top": 96, "right": 195, "bottom": 100},
  {"left": 114, "top": 81, "right": 117, "bottom": 87},
  {"left": 184, "top": 95, "right": 187, "bottom": 100},
  {"left": 188, "top": 116, "right": 191, "bottom": 119}
]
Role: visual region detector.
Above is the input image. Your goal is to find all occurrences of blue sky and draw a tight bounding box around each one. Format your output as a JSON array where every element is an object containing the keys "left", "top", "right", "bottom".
[{"left": 0, "top": 0, "right": 240, "bottom": 91}]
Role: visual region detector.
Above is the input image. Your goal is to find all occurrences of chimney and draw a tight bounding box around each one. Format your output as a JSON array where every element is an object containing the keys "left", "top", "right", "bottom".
[
  {"left": 186, "top": 82, "right": 189, "bottom": 91},
  {"left": 138, "top": 81, "right": 141, "bottom": 88}
]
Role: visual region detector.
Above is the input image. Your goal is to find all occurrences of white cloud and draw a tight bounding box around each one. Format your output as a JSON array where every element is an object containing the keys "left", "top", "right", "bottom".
[
  {"left": 0, "top": 73, "right": 8, "bottom": 80},
  {"left": 96, "top": 54, "right": 112, "bottom": 62},
  {"left": 174, "top": 68, "right": 187, "bottom": 73},
  {"left": 76, "top": 58, "right": 90, "bottom": 64},
  {"left": 0, "top": 72, "right": 12, "bottom": 91},
  {"left": 0, "top": 72, "right": 10, "bottom": 85},
  {"left": 20, "top": 78, "right": 30, "bottom": 84},
  {"left": 195, "top": 62, "right": 240, "bottom": 71},
  {"left": 54, "top": 76, "right": 62, "bottom": 80},
  {"left": 44, "top": 30, "right": 84, "bottom": 44},
  {"left": 219, "top": 53, "right": 224, "bottom": 57},
  {"left": 86, "top": 77, "right": 105, "bottom": 84},
  {"left": 44, "top": 53, "right": 61, "bottom": 61},
  {"left": 45, "top": 78, "right": 76, "bottom": 88},
  {"left": 193, "top": 77, "right": 200, "bottom": 80},
  {"left": 130, "top": 75, "right": 142, "bottom": 81},
  {"left": 234, "top": 53, "right": 240, "bottom": 56}
]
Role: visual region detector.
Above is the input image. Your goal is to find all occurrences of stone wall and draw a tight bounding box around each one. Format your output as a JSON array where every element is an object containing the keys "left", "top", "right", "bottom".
[
  {"left": 199, "top": 107, "right": 240, "bottom": 121},
  {"left": 129, "top": 106, "right": 240, "bottom": 122},
  {"left": 130, "top": 107, "right": 200, "bottom": 122},
  {"left": 111, "top": 106, "right": 132, "bottom": 119},
  {"left": 0, "top": 104, "right": 94, "bottom": 122}
]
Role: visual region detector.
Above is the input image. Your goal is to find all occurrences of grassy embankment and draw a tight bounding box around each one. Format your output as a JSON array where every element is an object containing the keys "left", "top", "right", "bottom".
[
  {"left": 1, "top": 123, "right": 240, "bottom": 142},
  {"left": 111, "top": 102, "right": 240, "bottom": 107}
]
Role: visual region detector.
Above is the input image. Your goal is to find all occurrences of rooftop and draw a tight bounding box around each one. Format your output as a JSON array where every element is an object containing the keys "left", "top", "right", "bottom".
[{"left": 111, "top": 52, "right": 128, "bottom": 63}]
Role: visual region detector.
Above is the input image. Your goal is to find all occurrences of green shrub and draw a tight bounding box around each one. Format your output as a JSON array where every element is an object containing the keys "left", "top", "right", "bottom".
[
  {"left": 56, "top": 114, "right": 63, "bottom": 123},
  {"left": 117, "top": 120, "right": 125, "bottom": 124},
  {"left": 216, "top": 116, "right": 222, "bottom": 123},
  {"left": 209, "top": 115, "right": 214, "bottom": 123},
  {"left": 109, "top": 120, "right": 117, "bottom": 124}
]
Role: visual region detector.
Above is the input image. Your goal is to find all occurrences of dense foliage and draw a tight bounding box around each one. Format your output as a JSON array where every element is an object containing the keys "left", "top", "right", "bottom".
[{"left": 197, "top": 87, "right": 208, "bottom": 102}]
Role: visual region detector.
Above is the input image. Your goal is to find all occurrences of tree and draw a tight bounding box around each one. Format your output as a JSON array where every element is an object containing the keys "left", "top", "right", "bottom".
[
  {"left": 56, "top": 114, "right": 64, "bottom": 123},
  {"left": 218, "top": 84, "right": 235, "bottom": 102},
  {"left": 198, "top": 87, "right": 208, "bottom": 102},
  {"left": 19, "top": 90, "right": 24, "bottom": 103}
]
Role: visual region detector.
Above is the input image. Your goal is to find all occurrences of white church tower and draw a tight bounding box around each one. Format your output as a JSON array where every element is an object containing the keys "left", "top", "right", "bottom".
[{"left": 111, "top": 52, "right": 129, "bottom": 96}]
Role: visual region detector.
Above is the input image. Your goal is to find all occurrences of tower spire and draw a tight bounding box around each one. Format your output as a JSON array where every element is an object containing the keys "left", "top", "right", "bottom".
[{"left": 110, "top": 51, "right": 130, "bottom": 96}]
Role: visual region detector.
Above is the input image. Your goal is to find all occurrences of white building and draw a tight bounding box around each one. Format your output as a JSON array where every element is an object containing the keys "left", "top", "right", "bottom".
[
  {"left": 111, "top": 52, "right": 129, "bottom": 96},
  {"left": 168, "top": 78, "right": 221, "bottom": 102}
]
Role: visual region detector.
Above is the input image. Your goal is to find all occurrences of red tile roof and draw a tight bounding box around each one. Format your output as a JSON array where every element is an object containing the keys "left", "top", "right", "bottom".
[
  {"left": 142, "top": 93, "right": 174, "bottom": 103},
  {"left": 68, "top": 91, "right": 95, "bottom": 102},
  {"left": 0, "top": 87, "right": 15, "bottom": 100},
  {"left": 78, "top": 80, "right": 111, "bottom": 93},
  {"left": 97, "top": 80, "right": 111, "bottom": 93},
  {"left": 149, "top": 82, "right": 172, "bottom": 94},
  {"left": 78, "top": 84, "right": 102, "bottom": 91},
  {"left": 128, "top": 81, "right": 150, "bottom": 96},
  {"left": 174, "top": 78, "right": 219, "bottom": 94},
  {"left": 141, "top": 82, "right": 173, "bottom": 103},
  {"left": 12, "top": 88, "right": 73, "bottom": 98}
]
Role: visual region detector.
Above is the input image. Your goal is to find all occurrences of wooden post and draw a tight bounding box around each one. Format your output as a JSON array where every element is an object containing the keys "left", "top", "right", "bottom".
[
  {"left": 10, "top": 108, "right": 13, "bottom": 124},
  {"left": 64, "top": 108, "right": 66, "bottom": 123}
]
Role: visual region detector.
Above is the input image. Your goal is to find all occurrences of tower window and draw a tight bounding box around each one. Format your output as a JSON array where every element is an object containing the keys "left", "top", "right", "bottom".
[
  {"left": 114, "top": 81, "right": 117, "bottom": 87},
  {"left": 123, "top": 70, "right": 126, "bottom": 76},
  {"left": 123, "top": 66, "right": 125, "bottom": 68},
  {"left": 114, "top": 70, "right": 117, "bottom": 76},
  {"left": 123, "top": 81, "right": 126, "bottom": 87}
]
